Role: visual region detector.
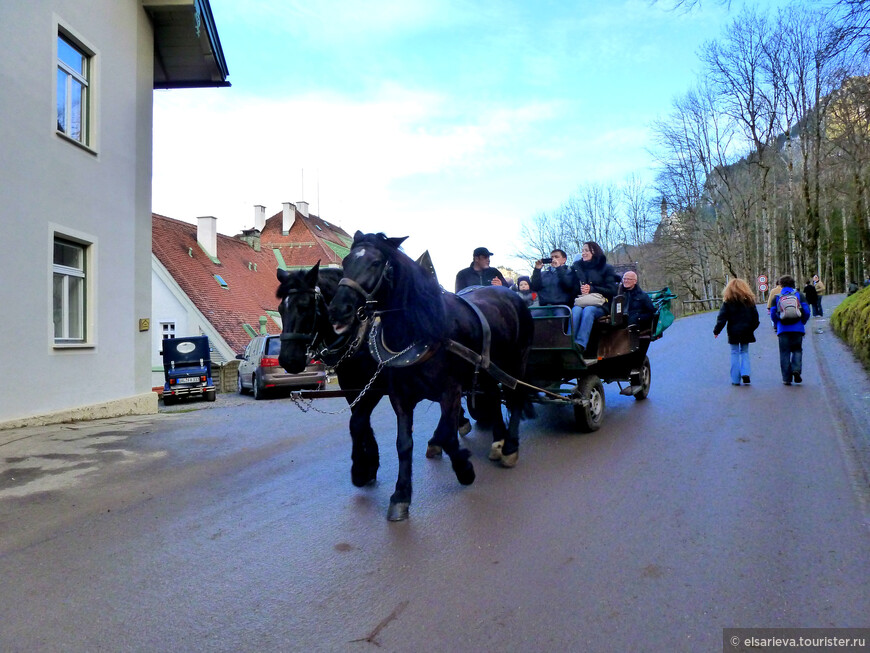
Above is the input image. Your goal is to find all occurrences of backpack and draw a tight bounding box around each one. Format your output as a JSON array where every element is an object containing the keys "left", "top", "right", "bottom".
[{"left": 777, "top": 290, "right": 802, "bottom": 324}]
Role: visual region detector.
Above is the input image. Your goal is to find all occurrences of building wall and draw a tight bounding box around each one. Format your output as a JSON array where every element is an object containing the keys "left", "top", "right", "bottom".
[{"left": 0, "top": 0, "right": 156, "bottom": 427}]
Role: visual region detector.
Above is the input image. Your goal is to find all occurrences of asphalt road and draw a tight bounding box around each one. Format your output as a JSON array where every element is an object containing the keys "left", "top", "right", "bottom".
[{"left": 1, "top": 298, "right": 868, "bottom": 652}]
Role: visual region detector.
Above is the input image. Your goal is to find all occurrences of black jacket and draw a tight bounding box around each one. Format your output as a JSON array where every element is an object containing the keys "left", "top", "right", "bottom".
[
  {"left": 455, "top": 266, "right": 508, "bottom": 293},
  {"left": 624, "top": 284, "right": 655, "bottom": 325},
  {"left": 803, "top": 283, "right": 818, "bottom": 304},
  {"left": 571, "top": 254, "right": 620, "bottom": 304},
  {"left": 530, "top": 265, "right": 577, "bottom": 306},
  {"left": 713, "top": 300, "right": 760, "bottom": 344}
]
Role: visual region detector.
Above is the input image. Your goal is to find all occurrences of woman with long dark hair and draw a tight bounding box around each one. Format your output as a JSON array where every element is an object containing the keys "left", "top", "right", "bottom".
[
  {"left": 570, "top": 241, "right": 619, "bottom": 357},
  {"left": 713, "top": 278, "right": 760, "bottom": 385}
]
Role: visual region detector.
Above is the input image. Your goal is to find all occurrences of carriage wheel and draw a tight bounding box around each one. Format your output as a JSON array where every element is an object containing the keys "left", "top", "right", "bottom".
[
  {"left": 633, "top": 356, "right": 651, "bottom": 401},
  {"left": 574, "top": 375, "right": 605, "bottom": 432}
]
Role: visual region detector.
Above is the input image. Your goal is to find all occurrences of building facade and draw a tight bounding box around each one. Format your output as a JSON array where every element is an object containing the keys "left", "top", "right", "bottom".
[{"left": 0, "top": 0, "right": 228, "bottom": 428}]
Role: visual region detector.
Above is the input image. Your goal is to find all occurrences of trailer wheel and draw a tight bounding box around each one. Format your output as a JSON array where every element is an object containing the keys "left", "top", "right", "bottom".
[
  {"left": 574, "top": 375, "right": 604, "bottom": 432},
  {"left": 633, "top": 356, "right": 651, "bottom": 401}
]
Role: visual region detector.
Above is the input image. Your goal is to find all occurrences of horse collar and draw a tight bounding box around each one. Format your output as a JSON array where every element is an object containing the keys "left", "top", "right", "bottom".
[{"left": 368, "top": 316, "right": 436, "bottom": 367}]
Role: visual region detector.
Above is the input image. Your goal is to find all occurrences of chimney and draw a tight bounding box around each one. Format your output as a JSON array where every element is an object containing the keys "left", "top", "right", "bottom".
[
  {"left": 254, "top": 204, "right": 266, "bottom": 232},
  {"left": 297, "top": 200, "right": 309, "bottom": 218},
  {"left": 282, "top": 202, "right": 296, "bottom": 235},
  {"left": 259, "top": 316, "right": 268, "bottom": 335},
  {"left": 197, "top": 215, "right": 218, "bottom": 260}
]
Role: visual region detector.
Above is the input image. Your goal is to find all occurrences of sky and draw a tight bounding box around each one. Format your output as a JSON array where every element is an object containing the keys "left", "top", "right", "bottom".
[{"left": 152, "top": 0, "right": 788, "bottom": 282}]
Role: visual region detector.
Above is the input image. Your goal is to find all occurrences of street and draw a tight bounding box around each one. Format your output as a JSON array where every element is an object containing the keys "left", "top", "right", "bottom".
[{"left": 1, "top": 304, "right": 869, "bottom": 652}]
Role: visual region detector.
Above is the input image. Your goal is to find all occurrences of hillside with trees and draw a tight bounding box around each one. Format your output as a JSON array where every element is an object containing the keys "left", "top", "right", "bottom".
[{"left": 520, "top": 1, "right": 870, "bottom": 313}]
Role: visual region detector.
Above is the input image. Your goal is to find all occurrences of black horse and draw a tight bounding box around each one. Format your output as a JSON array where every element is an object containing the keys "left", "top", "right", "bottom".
[
  {"left": 276, "top": 263, "right": 384, "bottom": 487},
  {"left": 328, "top": 232, "right": 534, "bottom": 521}
]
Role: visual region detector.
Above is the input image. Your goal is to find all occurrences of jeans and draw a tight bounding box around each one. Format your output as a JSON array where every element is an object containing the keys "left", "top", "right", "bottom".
[
  {"left": 813, "top": 297, "right": 823, "bottom": 317},
  {"left": 778, "top": 332, "right": 803, "bottom": 382},
  {"left": 571, "top": 305, "right": 607, "bottom": 350},
  {"left": 729, "top": 343, "right": 751, "bottom": 384}
]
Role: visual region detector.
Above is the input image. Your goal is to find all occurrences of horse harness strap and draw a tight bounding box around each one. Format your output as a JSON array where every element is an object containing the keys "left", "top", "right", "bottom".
[{"left": 445, "top": 294, "right": 518, "bottom": 390}]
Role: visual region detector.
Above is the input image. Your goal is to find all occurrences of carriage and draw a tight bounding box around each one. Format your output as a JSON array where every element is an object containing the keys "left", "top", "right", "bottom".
[{"left": 516, "top": 288, "right": 675, "bottom": 432}]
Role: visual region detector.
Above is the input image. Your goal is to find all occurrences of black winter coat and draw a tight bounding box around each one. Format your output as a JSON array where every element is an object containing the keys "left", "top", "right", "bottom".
[
  {"left": 713, "top": 300, "right": 760, "bottom": 344},
  {"left": 455, "top": 266, "right": 508, "bottom": 293},
  {"left": 571, "top": 255, "right": 620, "bottom": 304},
  {"left": 624, "top": 285, "right": 655, "bottom": 325},
  {"left": 530, "top": 265, "right": 577, "bottom": 306}
]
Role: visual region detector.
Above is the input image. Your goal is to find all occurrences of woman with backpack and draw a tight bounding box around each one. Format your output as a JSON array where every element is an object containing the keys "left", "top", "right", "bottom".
[
  {"left": 770, "top": 275, "right": 812, "bottom": 385},
  {"left": 714, "top": 278, "right": 761, "bottom": 385}
]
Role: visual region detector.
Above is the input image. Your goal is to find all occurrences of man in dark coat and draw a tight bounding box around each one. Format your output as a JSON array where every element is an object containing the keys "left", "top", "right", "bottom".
[
  {"left": 530, "top": 248, "right": 577, "bottom": 306},
  {"left": 620, "top": 271, "right": 655, "bottom": 327},
  {"left": 454, "top": 246, "right": 508, "bottom": 292}
]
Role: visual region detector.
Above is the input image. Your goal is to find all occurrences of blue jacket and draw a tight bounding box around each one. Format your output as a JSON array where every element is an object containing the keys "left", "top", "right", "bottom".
[{"left": 769, "top": 287, "right": 811, "bottom": 334}]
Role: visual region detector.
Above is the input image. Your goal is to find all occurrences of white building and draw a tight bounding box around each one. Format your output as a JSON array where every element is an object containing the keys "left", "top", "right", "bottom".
[{"left": 0, "top": 0, "right": 229, "bottom": 428}]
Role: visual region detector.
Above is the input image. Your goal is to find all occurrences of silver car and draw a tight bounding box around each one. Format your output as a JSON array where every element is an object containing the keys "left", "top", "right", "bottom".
[{"left": 236, "top": 335, "right": 326, "bottom": 400}]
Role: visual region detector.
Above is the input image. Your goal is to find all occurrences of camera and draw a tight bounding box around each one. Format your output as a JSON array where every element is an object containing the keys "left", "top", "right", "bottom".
[{"left": 541, "top": 257, "right": 552, "bottom": 264}]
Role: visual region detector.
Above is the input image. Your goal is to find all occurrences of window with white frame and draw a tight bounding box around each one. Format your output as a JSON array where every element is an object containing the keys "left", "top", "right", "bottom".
[
  {"left": 56, "top": 32, "right": 91, "bottom": 145},
  {"left": 53, "top": 237, "right": 87, "bottom": 342},
  {"left": 161, "top": 322, "right": 176, "bottom": 340}
]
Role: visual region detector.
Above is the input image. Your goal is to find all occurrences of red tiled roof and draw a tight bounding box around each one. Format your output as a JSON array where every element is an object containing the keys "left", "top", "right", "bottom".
[
  {"left": 258, "top": 209, "right": 352, "bottom": 269},
  {"left": 152, "top": 209, "right": 354, "bottom": 354}
]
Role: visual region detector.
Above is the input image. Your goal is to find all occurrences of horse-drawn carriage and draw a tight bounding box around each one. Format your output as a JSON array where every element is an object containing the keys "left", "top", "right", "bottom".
[{"left": 276, "top": 232, "right": 676, "bottom": 520}]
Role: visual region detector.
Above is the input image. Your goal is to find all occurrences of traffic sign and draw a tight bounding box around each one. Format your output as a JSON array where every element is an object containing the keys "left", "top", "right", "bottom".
[
  {"left": 759, "top": 283, "right": 769, "bottom": 292},
  {"left": 758, "top": 275, "right": 768, "bottom": 284}
]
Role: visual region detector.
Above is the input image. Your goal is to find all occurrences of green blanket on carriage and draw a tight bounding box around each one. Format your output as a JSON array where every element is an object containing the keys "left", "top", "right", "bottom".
[{"left": 648, "top": 287, "right": 678, "bottom": 338}]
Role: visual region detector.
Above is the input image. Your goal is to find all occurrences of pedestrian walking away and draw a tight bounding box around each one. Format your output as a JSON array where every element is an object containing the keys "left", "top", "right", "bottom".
[
  {"left": 713, "top": 278, "right": 760, "bottom": 385},
  {"left": 811, "top": 274, "right": 825, "bottom": 317},
  {"left": 770, "top": 275, "right": 811, "bottom": 385}
]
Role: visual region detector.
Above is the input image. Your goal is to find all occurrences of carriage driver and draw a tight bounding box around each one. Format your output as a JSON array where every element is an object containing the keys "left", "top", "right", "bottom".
[{"left": 455, "top": 247, "right": 508, "bottom": 293}]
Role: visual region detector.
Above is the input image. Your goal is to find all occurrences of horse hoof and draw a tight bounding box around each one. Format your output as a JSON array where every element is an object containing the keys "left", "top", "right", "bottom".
[
  {"left": 351, "top": 466, "right": 378, "bottom": 487},
  {"left": 426, "top": 444, "right": 443, "bottom": 458},
  {"left": 488, "top": 440, "right": 504, "bottom": 461},
  {"left": 458, "top": 419, "right": 472, "bottom": 437},
  {"left": 456, "top": 463, "right": 475, "bottom": 486},
  {"left": 387, "top": 502, "right": 410, "bottom": 521},
  {"left": 500, "top": 451, "right": 519, "bottom": 468}
]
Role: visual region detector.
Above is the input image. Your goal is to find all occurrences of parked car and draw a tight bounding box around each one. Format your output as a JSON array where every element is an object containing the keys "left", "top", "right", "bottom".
[
  {"left": 161, "top": 335, "right": 216, "bottom": 405},
  {"left": 236, "top": 334, "right": 326, "bottom": 399}
]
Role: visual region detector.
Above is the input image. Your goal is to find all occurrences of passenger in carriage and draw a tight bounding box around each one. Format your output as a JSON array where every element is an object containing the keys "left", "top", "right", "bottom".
[
  {"left": 621, "top": 271, "right": 655, "bottom": 328},
  {"left": 570, "top": 241, "right": 620, "bottom": 357},
  {"left": 454, "top": 246, "right": 508, "bottom": 292},
  {"left": 530, "top": 248, "right": 577, "bottom": 310}
]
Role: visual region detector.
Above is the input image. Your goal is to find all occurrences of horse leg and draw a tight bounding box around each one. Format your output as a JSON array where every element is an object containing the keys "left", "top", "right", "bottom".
[
  {"left": 499, "top": 388, "right": 524, "bottom": 468},
  {"left": 435, "top": 386, "right": 475, "bottom": 486},
  {"left": 349, "top": 392, "right": 381, "bottom": 487},
  {"left": 387, "top": 394, "right": 415, "bottom": 522},
  {"left": 426, "top": 402, "right": 470, "bottom": 458}
]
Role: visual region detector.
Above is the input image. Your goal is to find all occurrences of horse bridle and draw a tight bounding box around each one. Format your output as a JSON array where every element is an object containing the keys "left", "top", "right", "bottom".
[
  {"left": 337, "top": 258, "right": 393, "bottom": 320},
  {"left": 278, "top": 287, "right": 320, "bottom": 345}
]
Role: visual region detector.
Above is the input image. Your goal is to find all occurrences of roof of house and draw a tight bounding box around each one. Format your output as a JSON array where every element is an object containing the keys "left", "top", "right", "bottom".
[
  {"left": 152, "top": 207, "right": 353, "bottom": 354},
  {"left": 257, "top": 209, "right": 353, "bottom": 269}
]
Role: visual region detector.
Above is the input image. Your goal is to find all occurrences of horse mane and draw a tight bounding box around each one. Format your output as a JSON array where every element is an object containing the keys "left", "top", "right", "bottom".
[{"left": 356, "top": 233, "right": 447, "bottom": 342}]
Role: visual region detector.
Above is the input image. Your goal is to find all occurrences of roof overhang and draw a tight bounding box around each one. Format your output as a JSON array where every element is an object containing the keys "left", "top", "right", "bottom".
[{"left": 144, "top": 0, "right": 230, "bottom": 89}]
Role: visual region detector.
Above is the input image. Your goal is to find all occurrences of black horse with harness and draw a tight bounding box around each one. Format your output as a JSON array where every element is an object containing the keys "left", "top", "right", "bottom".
[
  {"left": 275, "top": 263, "right": 385, "bottom": 488},
  {"left": 327, "top": 232, "right": 534, "bottom": 521}
]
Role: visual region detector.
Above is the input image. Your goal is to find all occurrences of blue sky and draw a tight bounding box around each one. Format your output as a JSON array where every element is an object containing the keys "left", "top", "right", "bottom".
[{"left": 152, "top": 0, "right": 785, "bottom": 280}]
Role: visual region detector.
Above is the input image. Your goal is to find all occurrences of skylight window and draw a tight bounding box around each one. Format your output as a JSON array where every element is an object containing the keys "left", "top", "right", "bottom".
[{"left": 214, "top": 274, "right": 228, "bottom": 288}]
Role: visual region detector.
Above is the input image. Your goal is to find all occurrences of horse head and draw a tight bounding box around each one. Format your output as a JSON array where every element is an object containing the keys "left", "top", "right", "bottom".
[
  {"left": 328, "top": 231, "right": 406, "bottom": 335},
  {"left": 275, "top": 262, "right": 321, "bottom": 373},
  {"left": 329, "top": 231, "right": 447, "bottom": 347}
]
